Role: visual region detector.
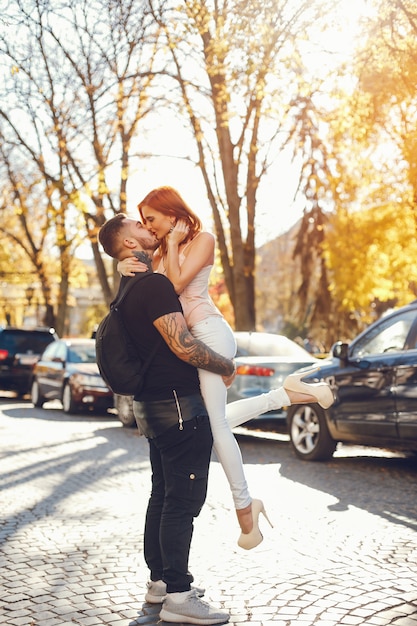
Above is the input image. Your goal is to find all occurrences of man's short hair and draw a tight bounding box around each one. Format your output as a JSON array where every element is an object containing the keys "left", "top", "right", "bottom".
[{"left": 98, "top": 213, "right": 128, "bottom": 259}]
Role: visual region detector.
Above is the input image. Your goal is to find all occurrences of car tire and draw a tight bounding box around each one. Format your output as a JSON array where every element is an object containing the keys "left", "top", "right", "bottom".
[
  {"left": 114, "top": 395, "right": 136, "bottom": 428},
  {"left": 287, "top": 404, "right": 336, "bottom": 462},
  {"left": 31, "top": 379, "right": 45, "bottom": 408},
  {"left": 62, "top": 383, "right": 78, "bottom": 414}
]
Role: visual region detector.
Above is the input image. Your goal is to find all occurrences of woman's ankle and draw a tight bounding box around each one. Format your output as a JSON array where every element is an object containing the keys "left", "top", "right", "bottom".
[
  {"left": 267, "top": 387, "right": 291, "bottom": 410},
  {"left": 236, "top": 503, "right": 253, "bottom": 534}
]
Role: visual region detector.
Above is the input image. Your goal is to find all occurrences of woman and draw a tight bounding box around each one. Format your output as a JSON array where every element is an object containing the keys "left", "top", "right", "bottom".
[{"left": 118, "top": 186, "right": 333, "bottom": 550}]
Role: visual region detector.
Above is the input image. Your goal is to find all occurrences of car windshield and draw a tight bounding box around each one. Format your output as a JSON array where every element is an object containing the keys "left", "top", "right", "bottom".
[{"left": 67, "top": 343, "right": 97, "bottom": 363}]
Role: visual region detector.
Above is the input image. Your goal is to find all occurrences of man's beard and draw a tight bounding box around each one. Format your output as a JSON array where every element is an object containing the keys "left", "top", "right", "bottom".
[
  {"left": 138, "top": 236, "right": 161, "bottom": 253},
  {"left": 132, "top": 238, "right": 160, "bottom": 271}
]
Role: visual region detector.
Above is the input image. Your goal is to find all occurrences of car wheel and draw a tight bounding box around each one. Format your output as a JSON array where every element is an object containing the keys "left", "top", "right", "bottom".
[
  {"left": 287, "top": 404, "right": 336, "bottom": 462},
  {"left": 62, "top": 383, "right": 78, "bottom": 414},
  {"left": 114, "top": 394, "right": 136, "bottom": 427},
  {"left": 31, "top": 379, "right": 45, "bottom": 408}
]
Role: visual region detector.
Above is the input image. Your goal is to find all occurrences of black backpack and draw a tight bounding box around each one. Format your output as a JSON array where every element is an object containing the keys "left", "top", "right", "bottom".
[{"left": 95, "top": 274, "right": 161, "bottom": 396}]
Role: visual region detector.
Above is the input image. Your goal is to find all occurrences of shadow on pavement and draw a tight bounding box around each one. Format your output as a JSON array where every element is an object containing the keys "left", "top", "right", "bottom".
[
  {"left": 0, "top": 396, "right": 145, "bottom": 544},
  {"left": 234, "top": 428, "right": 417, "bottom": 532}
]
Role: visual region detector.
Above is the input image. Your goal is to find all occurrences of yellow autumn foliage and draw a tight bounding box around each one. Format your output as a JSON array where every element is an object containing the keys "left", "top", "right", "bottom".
[{"left": 323, "top": 202, "right": 417, "bottom": 323}]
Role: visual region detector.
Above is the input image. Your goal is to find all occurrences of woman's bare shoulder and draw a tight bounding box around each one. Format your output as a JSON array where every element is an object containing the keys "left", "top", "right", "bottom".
[
  {"left": 201, "top": 230, "right": 215, "bottom": 240},
  {"left": 194, "top": 231, "right": 215, "bottom": 246},
  {"left": 181, "top": 231, "right": 215, "bottom": 265}
]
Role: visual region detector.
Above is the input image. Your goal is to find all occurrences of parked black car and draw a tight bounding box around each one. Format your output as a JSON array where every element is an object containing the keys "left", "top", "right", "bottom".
[
  {"left": 287, "top": 301, "right": 417, "bottom": 461},
  {"left": 0, "top": 326, "right": 58, "bottom": 396},
  {"left": 31, "top": 338, "right": 114, "bottom": 414}
]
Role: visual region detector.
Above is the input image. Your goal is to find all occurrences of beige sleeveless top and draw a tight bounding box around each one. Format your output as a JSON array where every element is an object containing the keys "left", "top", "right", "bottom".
[{"left": 156, "top": 234, "right": 222, "bottom": 329}]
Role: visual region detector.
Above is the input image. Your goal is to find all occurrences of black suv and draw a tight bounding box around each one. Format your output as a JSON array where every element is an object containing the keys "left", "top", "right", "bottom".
[
  {"left": 287, "top": 300, "right": 417, "bottom": 461},
  {"left": 0, "top": 327, "right": 58, "bottom": 396}
]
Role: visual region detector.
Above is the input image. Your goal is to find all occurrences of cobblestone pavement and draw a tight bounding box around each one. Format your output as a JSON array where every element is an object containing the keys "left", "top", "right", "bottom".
[{"left": 1, "top": 397, "right": 417, "bottom": 626}]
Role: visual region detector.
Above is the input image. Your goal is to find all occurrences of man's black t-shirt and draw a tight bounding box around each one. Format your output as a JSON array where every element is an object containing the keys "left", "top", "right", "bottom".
[{"left": 120, "top": 273, "right": 200, "bottom": 401}]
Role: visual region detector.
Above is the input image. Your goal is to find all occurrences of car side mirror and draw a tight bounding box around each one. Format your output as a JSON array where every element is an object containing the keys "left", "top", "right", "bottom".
[
  {"left": 332, "top": 341, "right": 371, "bottom": 370},
  {"left": 332, "top": 341, "right": 349, "bottom": 361}
]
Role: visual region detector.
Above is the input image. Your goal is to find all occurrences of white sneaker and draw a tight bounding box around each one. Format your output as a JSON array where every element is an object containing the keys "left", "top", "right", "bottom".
[
  {"left": 160, "top": 589, "right": 229, "bottom": 624},
  {"left": 145, "top": 579, "right": 205, "bottom": 604}
]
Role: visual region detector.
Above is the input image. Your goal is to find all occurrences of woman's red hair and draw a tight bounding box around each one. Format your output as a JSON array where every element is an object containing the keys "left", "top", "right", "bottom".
[{"left": 138, "top": 187, "right": 202, "bottom": 257}]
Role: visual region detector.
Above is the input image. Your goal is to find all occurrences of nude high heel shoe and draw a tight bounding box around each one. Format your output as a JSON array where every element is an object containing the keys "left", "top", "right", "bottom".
[
  {"left": 283, "top": 369, "right": 334, "bottom": 409},
  {"left": 237, "top": 499, "right": 273, "bottom": 550}
]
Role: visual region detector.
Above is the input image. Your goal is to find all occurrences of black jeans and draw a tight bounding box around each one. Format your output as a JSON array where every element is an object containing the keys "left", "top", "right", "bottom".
[{"left": 143, "top": 414, "right": 213, "bottom": 593}]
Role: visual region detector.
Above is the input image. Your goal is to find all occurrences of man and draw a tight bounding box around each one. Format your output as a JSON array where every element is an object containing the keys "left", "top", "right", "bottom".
[{"left": 98, "top": 214, "right": 234, "bottom": 625}]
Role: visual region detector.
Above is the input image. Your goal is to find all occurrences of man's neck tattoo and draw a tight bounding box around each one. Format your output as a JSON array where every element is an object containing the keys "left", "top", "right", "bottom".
[{"left": 133, "top": 251, "right": 153, "bottom": 272}]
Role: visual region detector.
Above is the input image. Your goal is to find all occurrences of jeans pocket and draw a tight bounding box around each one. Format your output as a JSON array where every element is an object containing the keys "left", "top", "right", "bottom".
[{"left": 170, "top": 467, "right": 209, "bottom": 516}]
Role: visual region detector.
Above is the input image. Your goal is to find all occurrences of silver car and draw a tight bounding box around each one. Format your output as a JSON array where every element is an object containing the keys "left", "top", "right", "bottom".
[{"left": 227, "top": 332, "right": 319, "bottom": 422}]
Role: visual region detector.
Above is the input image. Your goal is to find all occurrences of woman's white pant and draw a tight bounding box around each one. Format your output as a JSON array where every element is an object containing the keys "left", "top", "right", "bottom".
[{"left": 191, "top": 317, "right": 290, "bottom": 510}]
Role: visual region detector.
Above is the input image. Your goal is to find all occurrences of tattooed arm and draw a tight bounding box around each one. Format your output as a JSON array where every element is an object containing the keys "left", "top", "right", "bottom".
[{"left": 153, "top": 311, "right": 235, "bottom": 378}]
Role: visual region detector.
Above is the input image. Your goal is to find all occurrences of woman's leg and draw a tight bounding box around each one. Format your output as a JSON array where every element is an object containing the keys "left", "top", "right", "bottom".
[
  {"left": 192, "top": 318, "right": 251, "bottom": 511},
  {"left": 225, "top": 376, "right": 334, "bottom": 428},
  {"left": 225, "top": 387, "right": 291, "bottom": 429}
]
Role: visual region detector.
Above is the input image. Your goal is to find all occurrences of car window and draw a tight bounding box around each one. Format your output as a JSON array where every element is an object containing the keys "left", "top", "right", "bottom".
[
  {"left": 68, "top": 344, "right": 96, "bottom": 363},
  {"left": 68, "top": 343, "right": 96, "bottom": 363},
  {"left": 351, "top": 309, "right": 417, "bottom": 357},
  {"left": 0, "top": 330, "right": 54, "bottom": 354}
]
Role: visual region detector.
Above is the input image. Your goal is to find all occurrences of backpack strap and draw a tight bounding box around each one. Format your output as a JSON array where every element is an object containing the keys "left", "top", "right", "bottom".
[{"left": 111, "top": 272, "right": 152, "bottom": 309}]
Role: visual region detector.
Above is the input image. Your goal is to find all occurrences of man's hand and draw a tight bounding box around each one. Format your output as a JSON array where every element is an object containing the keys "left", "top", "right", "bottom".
[{"left": 222, "top": 362, "right": 236, "bottom": 389}]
